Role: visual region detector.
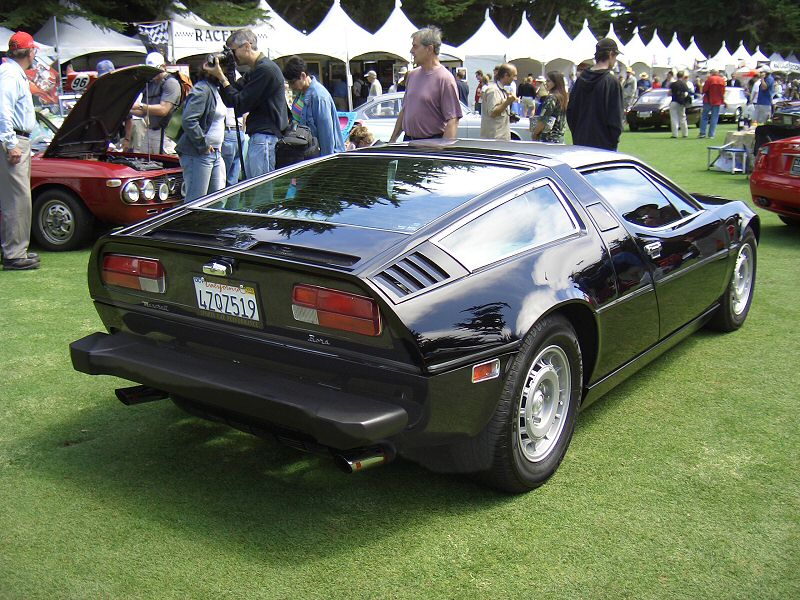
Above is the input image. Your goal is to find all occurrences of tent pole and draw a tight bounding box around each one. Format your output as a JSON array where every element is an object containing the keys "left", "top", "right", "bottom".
[{"left": 53, "top": 16, "right": 64, "bottom": 117}]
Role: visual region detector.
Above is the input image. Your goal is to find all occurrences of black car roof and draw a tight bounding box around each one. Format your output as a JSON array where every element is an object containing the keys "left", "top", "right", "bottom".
[{"left": 355, "top": 138, "right": 635, "bottom": 170}]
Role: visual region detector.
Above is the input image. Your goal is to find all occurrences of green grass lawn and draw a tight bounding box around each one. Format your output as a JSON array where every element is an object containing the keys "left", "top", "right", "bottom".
[{"left": 1, "top": 124, "right": 798, "bottom": 599}]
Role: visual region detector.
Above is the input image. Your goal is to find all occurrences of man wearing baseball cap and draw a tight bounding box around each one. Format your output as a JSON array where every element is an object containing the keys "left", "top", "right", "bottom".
[
  {"left": 0, "top": 31, "right": 40, "bottom": 270},
  {"left": 128, "top": 52, "right": 181, "bottom": 154},
  {"left": 566, "top": 37, "right": 624, "bottom": 151}
]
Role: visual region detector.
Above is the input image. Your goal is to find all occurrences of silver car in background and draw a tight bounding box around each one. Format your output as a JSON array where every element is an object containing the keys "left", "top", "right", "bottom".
[
  {"left": 354, "top": 92, "right": 532, "bottom": 142},
  {"left": 720, "top": 87, "right": 748, "bottom": 122}
]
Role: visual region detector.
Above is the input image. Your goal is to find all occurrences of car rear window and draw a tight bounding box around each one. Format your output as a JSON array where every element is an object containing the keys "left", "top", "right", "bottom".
[{"left": 202, "top": 155, "right": 525, "bottom": 233}]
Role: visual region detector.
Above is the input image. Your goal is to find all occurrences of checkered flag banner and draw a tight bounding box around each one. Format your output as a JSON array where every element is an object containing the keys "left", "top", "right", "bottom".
[{"left": 137, "top": 22, "right": 170, "bottom": 48}]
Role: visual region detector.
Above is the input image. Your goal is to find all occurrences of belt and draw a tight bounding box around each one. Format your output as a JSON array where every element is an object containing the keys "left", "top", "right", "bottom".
[{"left": 13, "top": 129, "right": 30, "bottom": 138}]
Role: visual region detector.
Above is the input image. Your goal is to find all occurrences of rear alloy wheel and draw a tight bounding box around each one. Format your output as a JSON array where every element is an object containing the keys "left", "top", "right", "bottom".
[
  {"left": 476, "top": 315, "right": 582, "bottom": 493},
  {"left": 708, "top": 229, "right": 756, "bottom": 332},
  {"left": 32, "top": 189, "right": 94, "bottom": 251},
  {"left": 629, "top": 123, "right": 639, "bottom": 132}
]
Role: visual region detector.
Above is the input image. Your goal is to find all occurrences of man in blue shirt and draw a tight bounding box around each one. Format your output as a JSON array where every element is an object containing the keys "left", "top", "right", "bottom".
[
  {"left": 0, "top": 31, "right": 40, "bottom": 270},
  {"left": 754, "top": 66, "right": 775, "bottom": 125}
]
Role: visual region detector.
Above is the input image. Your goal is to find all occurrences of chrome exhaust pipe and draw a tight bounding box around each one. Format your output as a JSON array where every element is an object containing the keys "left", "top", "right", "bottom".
[
  {"left": 333, "top": 445, "right": 395, "bottom": 473},
  {"left": 115, "top": 385, "right": 169, "bottom": 405}
]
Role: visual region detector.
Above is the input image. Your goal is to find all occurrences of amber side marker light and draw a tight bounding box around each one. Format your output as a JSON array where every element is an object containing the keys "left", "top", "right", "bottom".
[
  {"left": 292, "top": 284, "right": 381, "bottom": 336},
  {"left": 102, "top": 255, "right": 166, "bottom": 293},
  {"left": 472, "top": 359, "right": 500, "bottom": 383}
]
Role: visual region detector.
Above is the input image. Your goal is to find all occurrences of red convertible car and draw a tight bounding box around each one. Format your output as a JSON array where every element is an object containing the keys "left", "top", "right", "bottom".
[
  {"left": 29, "top": 65, "right": 184, "bottom": 250},
  {"left": 750, "top": 135, "right": 800, "bottom": 226}
]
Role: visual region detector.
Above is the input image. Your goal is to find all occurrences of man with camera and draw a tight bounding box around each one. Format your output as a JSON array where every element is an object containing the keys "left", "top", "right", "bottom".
[
  {"left": 204, "top": 29, "right": 287, "bottom": 178},
  {"left": 480, "top": 63, "right": 519, "bottom": 141}
]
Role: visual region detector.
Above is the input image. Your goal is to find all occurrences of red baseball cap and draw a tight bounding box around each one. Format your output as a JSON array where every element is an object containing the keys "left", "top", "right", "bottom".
[{"left": 8, "top": 31, "right": 36, "bottom": 51}]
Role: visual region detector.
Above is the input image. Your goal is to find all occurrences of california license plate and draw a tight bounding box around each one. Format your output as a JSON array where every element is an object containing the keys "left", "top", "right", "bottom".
[
  {"left": 791, "top": 157, "right": 800, "bottom": 176},
  {"left": 639, "top": 111, "right": 652, "bottom": 118},
  {"left": 193, "top": 276, "right": 261, "bottom": 326}
]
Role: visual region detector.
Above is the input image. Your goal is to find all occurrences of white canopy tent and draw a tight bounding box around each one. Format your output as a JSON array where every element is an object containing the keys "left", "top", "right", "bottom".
[
  {"left": 507, "top": 12, "right": 546, "bottom": 79},
  {"left": 684, "top": 36, "right": 707, "bottom": 68},
  {"left": 372, "top": 1, "right": 462, "bottom": 63},
  {"left": 731, "top": 41, "right": 753, "bottom": 69},
  {"left": 34, "top": 12, "right": 146, "bottom": 66},
  {"left": 303, "top": 0, "right": 373, "bottom": 63},
  {"left": 751, "top": 46, "right": 769, "bottom": 64},
  {"left": 708, "top": 42, "right": 735, "bottom": 73},
  {"left": 644, "top": 30, "right": 670, "bottom": 68},
  {"left": 624, "top": 27, "right": 651, "bottom": 75},
  {"left": 571, "top": 19, "right": 598, "bottom": 66},
  {"left": 1, "top": 27, "right": 56, "bottom": 54},
  {"left": 665, "top": 33, "right": 690, "bottom": 69},
  {"left": 542, "top": 16, "right": 575, "bottom": 75},
  {"left": 253, "top": 1, "right": 307, "bottom": 59},
  {"left": 603, "top": 23, "right": 629, "bottom": 68},
  {"left": 458, "top": 9, "right": 507, "bottom": 105}
]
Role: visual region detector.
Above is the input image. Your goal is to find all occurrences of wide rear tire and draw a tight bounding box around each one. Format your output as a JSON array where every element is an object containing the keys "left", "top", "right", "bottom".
[{"left": 469, "top": 315, "right": 583, "bottom": 493}]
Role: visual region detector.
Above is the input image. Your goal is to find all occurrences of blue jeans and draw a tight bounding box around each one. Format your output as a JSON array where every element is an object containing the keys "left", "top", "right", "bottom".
[
  {"left": 179, "top": 150, "right": 225, "bottom": 203},
  {"left": 700, "top": 104, "right": 721, "bottom": 137},
  {"left": 245, "top": 133, "right": 278, "bottom": 179},
  {"left": 221, "top": 129, "right": 246, "bottom": 186}
]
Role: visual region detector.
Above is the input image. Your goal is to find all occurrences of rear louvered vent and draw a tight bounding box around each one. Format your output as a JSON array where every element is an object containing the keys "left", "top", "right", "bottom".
[{"left": 375, "top": 252, "right": 450, "bottom": 297}]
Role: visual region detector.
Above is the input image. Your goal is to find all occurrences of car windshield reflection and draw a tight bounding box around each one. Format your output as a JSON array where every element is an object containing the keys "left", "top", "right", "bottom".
[{"left": 203, "top": 156, "right": 525, "bottom": 232}]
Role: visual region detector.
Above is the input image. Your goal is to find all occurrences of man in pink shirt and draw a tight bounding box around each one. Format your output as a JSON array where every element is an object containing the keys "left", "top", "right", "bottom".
[
  {"left": 389, "top": 26, "right": 462, "bottom": 142},
  {"left": 699, "top": 69, "right": 726, "bottom": 139}
]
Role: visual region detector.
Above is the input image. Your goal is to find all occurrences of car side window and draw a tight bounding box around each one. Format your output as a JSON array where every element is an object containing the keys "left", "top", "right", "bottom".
[
  {"left": 582, "top": 166, "right": 692, "bottom": 228},
  {"left": 438, "top": 182, "right": 577, "bottom": 271},
  {"left": 364, "top": 100, "right": 399, "bottom": 119}
]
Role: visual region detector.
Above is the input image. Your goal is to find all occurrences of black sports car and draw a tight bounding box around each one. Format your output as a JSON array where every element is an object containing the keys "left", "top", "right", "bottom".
[
  {"left": 626, "top": 88, "right": 702, "bottom": 131},
  {"left": 70, "top": 140, "right": 759, "bottom": 493}
]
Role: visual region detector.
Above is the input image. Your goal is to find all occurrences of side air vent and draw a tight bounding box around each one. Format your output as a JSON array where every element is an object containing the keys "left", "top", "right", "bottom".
[{"left": 374, "top": 251, "right": 450, "bottom": 298}]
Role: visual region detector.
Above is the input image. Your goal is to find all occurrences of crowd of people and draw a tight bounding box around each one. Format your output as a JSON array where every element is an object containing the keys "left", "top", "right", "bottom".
[{"left": 2, "top": 25, "right": 798, "bottom": 271}]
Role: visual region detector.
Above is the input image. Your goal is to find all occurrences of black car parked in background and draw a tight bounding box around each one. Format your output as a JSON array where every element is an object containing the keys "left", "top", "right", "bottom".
[
  {"left": 627, "top": 89, "right": 702, "bottom": 131},
  {"left": 71, "top": 140, "right": 758, "bottom": 493}
]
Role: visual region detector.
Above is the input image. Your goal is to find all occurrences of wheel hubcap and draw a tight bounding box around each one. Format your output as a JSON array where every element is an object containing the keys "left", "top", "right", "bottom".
[
  {"left": 40, "top": 201, "right": 74, "bottom": 244},
  {"left": 516, "top": 344, "right": 571, "bottom": 463},
  {"left": 731, "top": 243, "right": 753, "bottom": 316}
]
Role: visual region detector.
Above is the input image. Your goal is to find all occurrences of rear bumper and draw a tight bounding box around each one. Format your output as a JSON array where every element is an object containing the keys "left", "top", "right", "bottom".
[
  {"left": 750, "top": 172, "right": 800, "bottom": 217},
  {"left": 71, "top": 331, "right": 409, "bottom": 449}
]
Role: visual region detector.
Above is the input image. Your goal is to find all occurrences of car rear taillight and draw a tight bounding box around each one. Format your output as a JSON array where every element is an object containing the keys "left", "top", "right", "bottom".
[
  {"left": 102, "top": 255, "right": 166, "bottom": 293},
  {"left": 292, "top": 284, "right": 381, "bottom": 336}
]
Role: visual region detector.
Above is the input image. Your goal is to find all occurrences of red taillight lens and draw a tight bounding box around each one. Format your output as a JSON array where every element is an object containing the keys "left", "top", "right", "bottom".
[
  {"left": 102, "top": 255, "right": 166, "bottom": 293},
  {"left": 292, "top": 284, "right": 381, "bottom": 336}
]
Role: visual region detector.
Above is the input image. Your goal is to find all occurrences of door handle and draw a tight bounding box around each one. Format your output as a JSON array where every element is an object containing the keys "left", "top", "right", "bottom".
[{"left": 644, "top": 241, "right": 662, "bottom": 259}]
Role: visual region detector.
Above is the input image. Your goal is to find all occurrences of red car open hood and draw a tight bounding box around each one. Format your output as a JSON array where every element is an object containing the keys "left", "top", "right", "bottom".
[{"left": 44, "top": 65, "right": 163, "bottom": 159}]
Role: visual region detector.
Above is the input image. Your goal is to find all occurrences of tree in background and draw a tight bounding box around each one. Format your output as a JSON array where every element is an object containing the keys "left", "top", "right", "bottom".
[{"left": 2, "top": 0, "right": 795, "bottom": 56}]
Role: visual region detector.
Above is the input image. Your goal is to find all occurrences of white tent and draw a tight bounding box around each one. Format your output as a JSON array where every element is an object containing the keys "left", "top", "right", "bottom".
[
  {"left": 34, "top": 13, "right": 146, "bottom": 64},
  {"left": 253, "top": 1, "right": 307, "bottom": 59},
  {"left": 751, "top": 46, "right": 769, "bottom": 64},
  {"left": 624, "top": 27, "right": 651, "bottom": 69},
  {"left": 684, "top": 36, "right": 706, "bottom": 67},
  {"left": 303, "top": 0, "right": 373, "bottom": 63},
  {"left": 457, "top": 8, "right": 508, "bottom": 58},
  {"left": 571, "top": 19, "right": 598, "bottom": 66},
  {"left": 458, "top": 9, "right": 507, "bottom": 105},
  {"left": 507, "top": 11, "right": 546, "bottom": 79},
  {"left": 372, "top": 1, "right": 417, "bottom": 62},
  {"left": 169, "top": 1, "right": 209, "bottom": 27},
  {"left": 644, "top": 30, "right": 670, "bottom": 68},
  {"left": 708, "top": 42, "right": 735, "bottom": 72},
  {"left": 665, "top": 33, "right": 690, "bottom": 69},
  {"left": 769, "top": 52, "right": 785, "bottom": 62},
  {"left": 1, "top": 27, "right": 56, "bottom": 54},
  {"left": 731, "top": 41, "right": 753, "bottom": 69},
  {"left": 603, "top": 23, "right": 628, "bottom": 67},
  {"left": 542, "top": 16, "right": 575, "bottom": 74}
]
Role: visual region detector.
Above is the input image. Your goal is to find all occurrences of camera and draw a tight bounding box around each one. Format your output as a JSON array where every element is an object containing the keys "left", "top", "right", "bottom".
[{"left": 206, "top": 45, "right": 235, "bottom": 69}]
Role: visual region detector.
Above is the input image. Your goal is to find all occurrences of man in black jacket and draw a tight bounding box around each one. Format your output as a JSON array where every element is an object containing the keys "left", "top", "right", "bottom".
[
  {"left": 205, "top": 28, "right": 288, "bottom": 178},
  {"left": 566, "top": 38, "right": 624, "bottom": 151}
]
